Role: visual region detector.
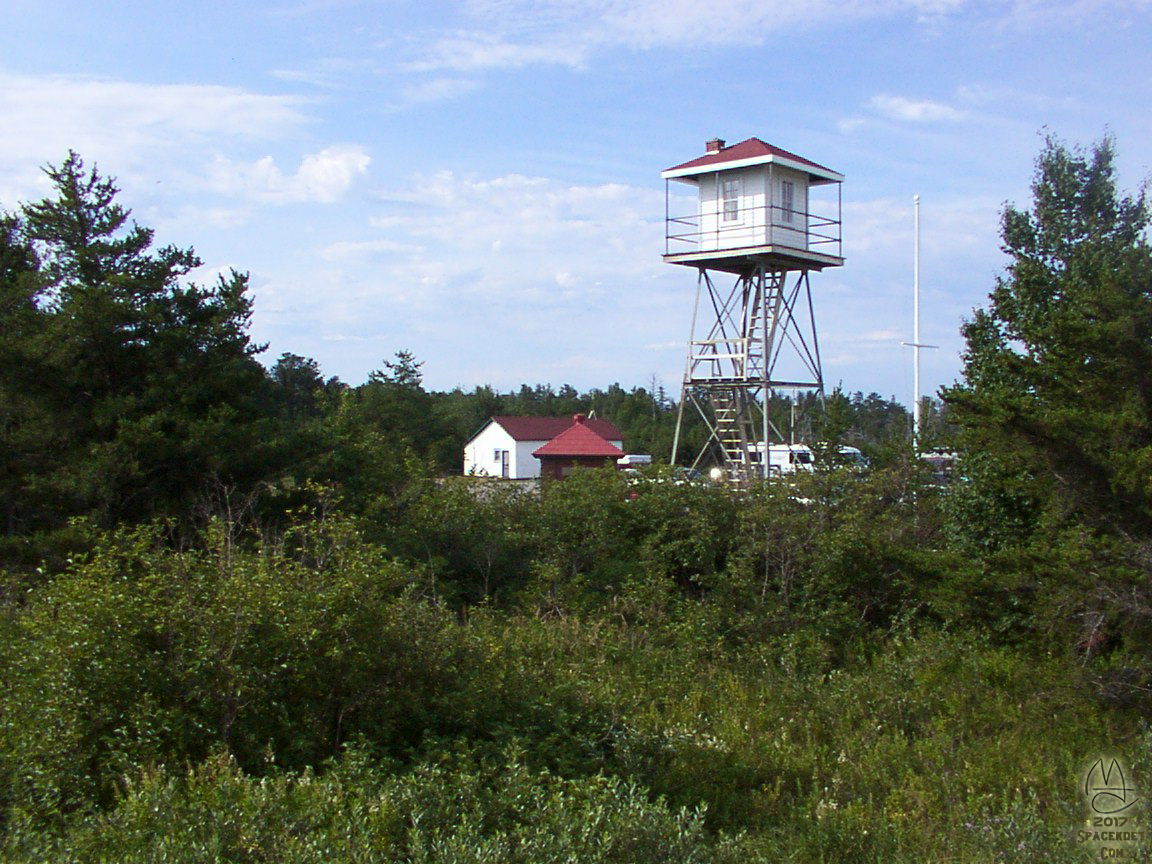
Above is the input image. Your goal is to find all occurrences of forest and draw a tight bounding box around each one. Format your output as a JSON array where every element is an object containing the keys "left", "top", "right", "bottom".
[{"left": 0, "top": 136, "right": 1150, "bottom": 862}]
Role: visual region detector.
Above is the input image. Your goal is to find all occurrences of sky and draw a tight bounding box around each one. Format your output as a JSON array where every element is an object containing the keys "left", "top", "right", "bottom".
[{"left": 2, "top": 0, "right": 1150, "bottom": 406}]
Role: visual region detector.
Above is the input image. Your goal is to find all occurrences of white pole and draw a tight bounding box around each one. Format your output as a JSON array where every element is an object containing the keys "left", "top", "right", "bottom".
[
  {"left": 901, "top": 197, "right": 937, "bottom": 450},
  {"left": 913, "top": 194, "right": 921, "bottom": 450}
]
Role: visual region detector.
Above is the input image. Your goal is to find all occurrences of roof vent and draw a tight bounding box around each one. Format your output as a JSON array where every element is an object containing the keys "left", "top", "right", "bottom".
[{"left": 705, "top": 138, "right": 726, "bottom": 153}]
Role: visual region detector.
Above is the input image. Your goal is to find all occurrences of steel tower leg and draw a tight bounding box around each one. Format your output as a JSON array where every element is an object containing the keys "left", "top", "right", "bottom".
[{"left": 671, "top": 263, "right": 823, "bottom": 484}]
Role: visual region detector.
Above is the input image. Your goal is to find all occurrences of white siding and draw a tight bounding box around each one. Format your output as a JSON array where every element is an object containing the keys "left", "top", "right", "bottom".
[
  {"left": 698, "top": 174, "right": 718, "bottom": 249},
  {"left": 463, "top": 424, "right": 517, "bottom": 477},
  {"left": 698, "top": 168, "right": 763, "bottom": 252},
  {"left": 770, "top": 166, "right": 809, "bottom": 251},
  {"left": 513, "top": 439, "right": 543, "bottom": 479},
  {"left": 695, "top": 164, "right": 811, "bottom": 254},
  {"left": 464, "top": 424, "right": 546, "bottom": 478}
]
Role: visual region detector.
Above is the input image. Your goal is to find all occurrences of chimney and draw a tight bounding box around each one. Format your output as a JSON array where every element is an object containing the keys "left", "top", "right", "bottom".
[
  {"left": 573, "top": 413, "right": 586, "bottom": 424},
  {"left": 706, "top": 138, "right": 726, "bottom": 154}
]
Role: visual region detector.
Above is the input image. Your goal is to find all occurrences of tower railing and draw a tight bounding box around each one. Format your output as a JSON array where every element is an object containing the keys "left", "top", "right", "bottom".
[{"left": 664, "top": 201, "right": 842, "bottom": 259}]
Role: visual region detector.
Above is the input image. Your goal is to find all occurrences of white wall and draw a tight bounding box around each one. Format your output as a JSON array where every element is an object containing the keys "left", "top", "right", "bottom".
[
  {"left": 769, "top": 165, "right": 809, "bottom": 251},
  {"left": 695, "top": 164, "right": 811, "bottom": 254},
  {"left": 698, "top": 173, "right": 718, "bottom": 249},
  {"left": 513, "top": 439, "right": 543, "bottom": 479},
  {"left": 464, "top": 424, "right": 517, "bottom": 477},
  {"left": 462, "top": 424, "right": 554, "bottom": 479},
  {"left": 698, "top": 168, "right": 763, "bottom": 252}
]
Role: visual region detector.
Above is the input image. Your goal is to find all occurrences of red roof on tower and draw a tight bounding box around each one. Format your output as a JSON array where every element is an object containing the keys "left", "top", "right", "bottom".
[{"left": 662, "top": 137, "right": 842, "bottom": 183}]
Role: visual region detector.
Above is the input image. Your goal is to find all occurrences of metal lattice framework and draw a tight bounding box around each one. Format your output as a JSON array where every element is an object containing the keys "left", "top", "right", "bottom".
[{"left": 671, "top": 261, "right": 823, "bottom": 483}]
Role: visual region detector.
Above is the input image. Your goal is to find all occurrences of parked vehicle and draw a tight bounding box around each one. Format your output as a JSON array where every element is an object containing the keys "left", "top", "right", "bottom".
[
  {"left": 763, "top": 444, "right": 815, "bottom": 475},
  {"left": 749, "top": 443, "right": 868, "bottom": 475},
  {"left": 617, "top": 454, "right": 653, "bottom": 468}
]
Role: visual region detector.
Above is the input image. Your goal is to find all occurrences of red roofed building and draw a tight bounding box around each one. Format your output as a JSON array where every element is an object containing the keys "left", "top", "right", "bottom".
[
  {"left": 463, "top": 415, "right": 623, "bottom": 479},
  {"left": 532, "top": 414, "right": 626, "bottom": 480}
]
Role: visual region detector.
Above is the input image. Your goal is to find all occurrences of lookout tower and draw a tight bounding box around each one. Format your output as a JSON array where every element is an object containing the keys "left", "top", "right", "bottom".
[{"left": 663, "top": 136, "right": 844, "bottom": 482}]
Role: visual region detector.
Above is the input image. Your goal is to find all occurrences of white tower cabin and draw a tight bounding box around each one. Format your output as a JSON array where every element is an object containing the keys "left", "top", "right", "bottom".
[{"left": 663, "top": 137, "right": 844, "bottom": 483}]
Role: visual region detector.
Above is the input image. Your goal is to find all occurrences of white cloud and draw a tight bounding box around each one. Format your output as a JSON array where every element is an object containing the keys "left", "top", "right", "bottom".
[
  {"left": 365, "top": 171, "right": 663, "bottom": 290},
  {"left": 411, "top": 31, "right": 587, "bottom": 72},
  {"left": 173, "top": 206, "right": 253, "bottom": 231},
  {"left": 860, "top": 328, "right": 907, "bottom": 344},
  {"left": 1002, "top": 0, "right": 1152, "bottom": 27},
  {"left": 0, "top": 71, "right": 312, "bottom": 205},
  {"left": 844, "top": 197, "right": 916, "bottom": 256},
  {"left": 842, "top": 194, "right": 1002, "bottom": 285},
  {"left": 0, "top": 73, "right": 306, "bottom": 160},
  {"left": 953, "top": 83, "right": 1075, "bottom": 113},
  {"left": 600, "top": 0, "right": 914, "bottom": 47},
  {"left": 406, "top": 0, "right": 884, "bottom": 71},
  {"left": 416, "top": 0, "right": 985, "bottom": 67},
  {"left": 869, "top": 94, "right": 966, "bottom": 123},
  {"left": 399, "top": 77, "right": 481, "bottom": 104},
  {"left": 266, "top": 168, "right": 677, "bottom": 378},
  {"left": 210, "top": 146, "right": 371, "bottom": 203},
  {"left": 320, "top": 238, "right": 417, "bottom": 261}
]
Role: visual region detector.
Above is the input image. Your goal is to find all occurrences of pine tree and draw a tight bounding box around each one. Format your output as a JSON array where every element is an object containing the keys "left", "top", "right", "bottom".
[
  {"left": 944, "top": 134, "right": 1152, "bottom": 544},
  {"left": 8, "top": 152, "right": 273, "bottom": 530}
]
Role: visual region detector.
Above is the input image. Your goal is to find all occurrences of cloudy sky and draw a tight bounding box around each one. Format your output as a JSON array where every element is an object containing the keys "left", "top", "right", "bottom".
[{"left": 2, "top": 0, "right": 1150, "bottom": 404}]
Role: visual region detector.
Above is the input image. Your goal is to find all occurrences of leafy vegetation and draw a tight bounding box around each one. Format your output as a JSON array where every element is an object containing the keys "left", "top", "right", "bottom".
[{"left": 2, "top": 138, "right": 1150, "bottom": 861}]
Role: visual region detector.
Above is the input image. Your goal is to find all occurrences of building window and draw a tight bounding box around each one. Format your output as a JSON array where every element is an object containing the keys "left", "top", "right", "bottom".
[
  {"left": 722, "top": 178, "right": 740, "bottom": 222},
  {"left": 781, "top": 180, "right": 795, "bottom": 224}
]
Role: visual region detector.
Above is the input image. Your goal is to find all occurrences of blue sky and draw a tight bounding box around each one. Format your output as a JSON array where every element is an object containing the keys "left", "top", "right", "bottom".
[{"left": 2, "top": 0, "right": 1150, "bottom": 405}]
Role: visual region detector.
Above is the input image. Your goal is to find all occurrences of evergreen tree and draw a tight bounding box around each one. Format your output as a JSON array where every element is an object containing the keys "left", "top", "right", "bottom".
[
  {"left": 6, "top": 152, "right": 273, "bottom": 531},
  {"left": 941, "top": 135, "right": 1152, "bottom": 684},
  {"left": 0, "top": 214, "right": 50, "bottom": 537},
  {"left": 944, "top": 134, "right": 1152, "bottom": 543}
]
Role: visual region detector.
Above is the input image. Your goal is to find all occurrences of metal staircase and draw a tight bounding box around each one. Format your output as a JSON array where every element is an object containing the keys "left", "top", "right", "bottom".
[{"left": 710, "top": 387, "right": 749, "bottom": 471}]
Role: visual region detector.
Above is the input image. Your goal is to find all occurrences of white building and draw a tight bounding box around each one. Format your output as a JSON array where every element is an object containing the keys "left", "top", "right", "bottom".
[{"left": 463, "top": 416, "right": 624, "bottom": 479}]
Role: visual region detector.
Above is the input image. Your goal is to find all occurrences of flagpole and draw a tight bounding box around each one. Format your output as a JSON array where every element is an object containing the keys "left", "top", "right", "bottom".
[{"left": 913, "top": 194, "right": 921, "bottom": 446}]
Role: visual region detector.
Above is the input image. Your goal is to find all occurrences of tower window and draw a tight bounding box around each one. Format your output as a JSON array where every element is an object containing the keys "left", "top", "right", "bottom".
[
  {"left": 722, "top": 178, "right": 740, "bottom": 222},
  {"left": 781, "top": 181, "right": 795, "bottom": 223}
]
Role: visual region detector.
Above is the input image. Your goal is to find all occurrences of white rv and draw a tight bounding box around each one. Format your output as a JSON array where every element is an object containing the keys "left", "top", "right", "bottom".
[
  {"left": 761, "top": 444, "right": 815, "bottom": 475},
  {"left": 752, "top": 443, "right": 867, "bottom": 475}
]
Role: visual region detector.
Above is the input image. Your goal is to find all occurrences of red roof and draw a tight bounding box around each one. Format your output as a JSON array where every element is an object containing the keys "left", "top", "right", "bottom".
[
  {"left": 533, "top": 416, "right": 626, "bottom": 459},
  {"left": 664, "top": 137, "right": 839, "bottom": 178},
  {"left": 488, "top": 415, "right": 622, "bottom": 443}
]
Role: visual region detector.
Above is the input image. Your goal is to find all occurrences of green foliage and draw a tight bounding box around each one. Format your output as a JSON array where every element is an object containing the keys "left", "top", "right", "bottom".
[
  {"left": 943, "top": 135, "right": 1152, "bottom": 688},
  {"left": 812, "top": 387, "right": 854, "bottom": 469},
  {"left": 403, "top": 477, "right": 534, "bottom": 604},
  {"left": 2, "top": 152, "right": 273, "bottom": 538},
  {"left": 0, "top": 506, "right": 1139, "bottom": 862},
  {"left": 0, "top": 516, "right": 468, "bottom": 819},
  {"left": 0, "top": 214, "right": 47, "bottom": 540},
  {"left": 945, "top": 134, "right": 1152, "bottom": 541},
  {"left": 3, "top": 747, "right": 754, "bottom": 864},
  {"left": 270, "top": 353, "right": 343, "bottom": 424}
]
